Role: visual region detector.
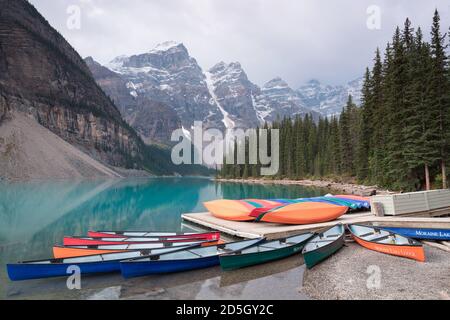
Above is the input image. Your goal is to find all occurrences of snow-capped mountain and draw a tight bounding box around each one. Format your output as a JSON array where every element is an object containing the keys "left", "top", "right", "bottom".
[
  {"left": 254, "top": 77, "right": 320, "bottom": 123},
  {"left": 106, "top": 41, "right": 225, "bottom": 131},
  {"left": 296, "top": 78, "right": 363, "bottom": 118},
  {"left": 86, "top": 41, "right": 363, "bottom": 145}
]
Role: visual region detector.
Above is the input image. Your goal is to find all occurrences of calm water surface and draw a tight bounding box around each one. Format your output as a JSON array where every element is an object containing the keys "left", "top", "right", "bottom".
[{"left": 0, "top": 177, "right": 328, "bottom": 299}]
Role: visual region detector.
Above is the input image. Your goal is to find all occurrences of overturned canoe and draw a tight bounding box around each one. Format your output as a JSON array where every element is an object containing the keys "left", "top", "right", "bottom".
[
  {"left": 87, "top": 231, "right": 220, "bottom": 241},
  {"left": 348, "top": 224, "right": 425, "bottom": 262},
  {"left": 63, "top": 236, "right": 211, "bottom": 246},
  {"left": 204, "top": 199, "right": 279, "bottom": 221},
  {"left": 250, "top": 202, "right": 348, "bottom": 225},
  {"left": 120, "top": 238, "right": 264, "bottom": 278},
  {"left": 220, "top": 233, "right": 314, "bottom": 271},
  {"left": 53, "top": 240, "right": 222, "bottom": 259},
  {"left": 302, "top": 225, "right": 345, "bottom": 269},
  {"left": 378, "top": 226, "right": 450, "bottom": 241},
  {"left": 7, "top": 245, "right": 196, "bottom": 281},
  {"left": 204, "top": 199, "right": 348, "bottom": 224}
]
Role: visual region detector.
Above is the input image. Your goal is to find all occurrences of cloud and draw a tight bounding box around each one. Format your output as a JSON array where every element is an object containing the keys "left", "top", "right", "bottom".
[{"left": 29, "top": 0, "right": 450, "bottom": 87}]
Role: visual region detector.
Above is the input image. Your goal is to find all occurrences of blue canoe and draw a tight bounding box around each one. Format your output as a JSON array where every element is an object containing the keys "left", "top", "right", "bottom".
[
  {"left": 379, "top": 227, "right": 450, "bottom": 241},
  {"left": 120, "top": 238, "right": 264, "bottom": 278},
  {"left": 7, "top": 245, "right": 195, "bottom": 281}
]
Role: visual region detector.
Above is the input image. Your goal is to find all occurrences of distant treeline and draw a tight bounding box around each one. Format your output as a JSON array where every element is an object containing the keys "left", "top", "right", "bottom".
[{"left": 220, "top": 10, "right": 450, "bottom": 191}]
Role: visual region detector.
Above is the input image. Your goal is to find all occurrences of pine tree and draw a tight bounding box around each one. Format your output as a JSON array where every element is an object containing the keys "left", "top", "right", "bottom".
[
  {"left": 430, "top": 9, "right": 449, "bottom": 188},
  {"left": 356, "top": 68, "right": 372, "bottom": 181}
]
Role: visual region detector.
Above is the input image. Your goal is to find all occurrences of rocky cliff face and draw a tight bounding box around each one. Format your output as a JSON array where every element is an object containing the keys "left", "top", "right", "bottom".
[
  {"left": 85, "top": 57, "right": 180, "bottom": 144},
  {"left": 0, "top": 0, "right": 143, "bottom": 168}
]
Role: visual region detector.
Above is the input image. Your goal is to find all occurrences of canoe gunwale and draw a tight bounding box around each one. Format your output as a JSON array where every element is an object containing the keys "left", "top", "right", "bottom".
[
  {"left": 14, "top": 243, "right": 202, "bottom": 265},
  {"left": 88, "top": 231, "right": 220, "bottom": 238}
]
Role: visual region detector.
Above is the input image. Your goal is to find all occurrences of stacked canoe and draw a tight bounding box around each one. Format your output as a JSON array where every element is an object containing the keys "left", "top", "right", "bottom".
[{"left": 204, "top": 195, "right": 370, "bottom": 224}]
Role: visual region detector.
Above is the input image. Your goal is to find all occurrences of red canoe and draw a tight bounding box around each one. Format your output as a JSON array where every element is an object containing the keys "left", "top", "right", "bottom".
[
  {"left": 63, "top": 236, "right": 214, "bottom": 246},
  {"left": 348, "top": 224, "right": 425, "bottom": 262},
  {"left": 87, "top": 231, "right": 220, "bottom": 241}
]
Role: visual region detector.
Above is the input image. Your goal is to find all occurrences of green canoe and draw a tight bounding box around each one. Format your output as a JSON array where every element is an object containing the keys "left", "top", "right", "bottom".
[
  {"left": 220, "top": 233, "right": 314, "bottom": 271},
  {"left": 302, "top": 225, "right": 345, "bottom": 269}
]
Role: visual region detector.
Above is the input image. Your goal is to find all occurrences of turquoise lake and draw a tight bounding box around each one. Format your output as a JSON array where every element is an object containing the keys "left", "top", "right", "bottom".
[{"left": 0, "top": 177, "right": 328, "bottom": 299}]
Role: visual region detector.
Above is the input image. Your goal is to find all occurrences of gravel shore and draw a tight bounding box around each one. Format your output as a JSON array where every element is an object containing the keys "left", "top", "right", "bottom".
[{"left": 302, "top": 242, "right": 450, "bottom": 300}]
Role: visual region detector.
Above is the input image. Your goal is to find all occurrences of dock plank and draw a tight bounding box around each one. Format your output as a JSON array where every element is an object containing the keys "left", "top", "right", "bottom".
[{"left": 182, "top": 212, "right": 450, "bottom": 240}]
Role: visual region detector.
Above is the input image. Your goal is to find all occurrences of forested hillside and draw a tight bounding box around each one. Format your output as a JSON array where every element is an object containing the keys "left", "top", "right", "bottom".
[{"left": 221, "top": 10, "right": 450, "bottom": 191}]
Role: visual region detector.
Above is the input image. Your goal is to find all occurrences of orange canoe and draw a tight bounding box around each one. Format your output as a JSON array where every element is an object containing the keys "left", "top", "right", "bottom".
[
  {"left": 204, "top": 199, "right": 281, "bottom": 221},
  {"left": 348, "top": 224, "right": 425, "bottom": 262},
  {"left": 53, "top": 240, "right": 224, "bottom": 259},
  {"left": 251, "top": 202, "right": 348, "bottom": 225},
  {"left": 204, "top": 199, "right": 348, "bottom": 225}
]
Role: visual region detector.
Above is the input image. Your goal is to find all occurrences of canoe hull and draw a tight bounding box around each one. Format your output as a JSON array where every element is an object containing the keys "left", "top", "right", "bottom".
[
  {"left": 352, "top": 236, "right": 426, "bottom": 262},
  {"left": 7, "top": 261, "right": 120, "bottom": 281},
  {"left": 220, "top": 243, "right": 304, "bottom": 271},
  {"left": 379, "top": 227, "right": 450, "bottom": 241},
  {"left": 120, "top": 256, "right": 220, "bottom": 278},
  {"left": 258, "top": 202, "right": 348, "bottom": 225},
  {"left": 303, "top": 235, "right": 345, "bottom": 269}
]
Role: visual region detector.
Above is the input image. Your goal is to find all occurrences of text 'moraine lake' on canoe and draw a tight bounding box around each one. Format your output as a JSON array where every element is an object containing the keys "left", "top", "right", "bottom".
[
  {"left": 53, "top": 239, "right": 222, "bottom": 259},
  {"left": 204, "top": 199, "right": 348, "bottom": 224},
  {"left": 302, "top": 224, "right": 345, "bottom": 269},
  {"left": 63, "top": 235, "right": 215, "bottom": 246},
  {"left": 87, "top": 231, "right": 220, "bottom": 241},
  {"left": 348, "top": 224, "right": 426, "bottom": 262},
  {"left": 7, "top": 244, "right": 198, "bottom": 281},
  {"left": 120, "top": 238, "right": 264, "bottom": 278},
  {"left": 377, "top": 226, "right": 450, "bottom": 241},
  {"left": 219, "top": 233, "right": 315, "bottom": 271}
]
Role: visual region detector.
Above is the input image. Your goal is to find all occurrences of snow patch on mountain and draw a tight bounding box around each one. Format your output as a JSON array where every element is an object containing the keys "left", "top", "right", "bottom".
[{"left": 204, "top": 71, "right": 236, "bottom": 129}]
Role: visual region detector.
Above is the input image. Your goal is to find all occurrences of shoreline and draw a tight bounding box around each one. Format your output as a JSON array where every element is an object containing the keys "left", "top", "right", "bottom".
[{"left": 215, "top": 178, "right": 391, "bottom": 196}]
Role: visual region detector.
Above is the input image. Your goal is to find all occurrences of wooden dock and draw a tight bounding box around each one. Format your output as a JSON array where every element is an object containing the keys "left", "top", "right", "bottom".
[{"left": 182, "top": 211, "right": 450, "bottom": 240}]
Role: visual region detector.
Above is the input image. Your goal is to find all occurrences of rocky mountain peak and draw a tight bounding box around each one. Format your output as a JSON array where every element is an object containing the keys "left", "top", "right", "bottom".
[
  {"left": 150, "top": 41, "right": 186, "bottom": 53},
  {"left": 296, "top": 78, "right": 363, "bottom": 118}
]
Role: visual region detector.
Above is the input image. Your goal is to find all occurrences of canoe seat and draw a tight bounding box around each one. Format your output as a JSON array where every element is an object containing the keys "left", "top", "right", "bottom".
[
  {"left": 360, "top": 232, "right": 375, "bottom": 237},
  {"left": 367, "top": 235, "right": 391, "bottom": 243}
]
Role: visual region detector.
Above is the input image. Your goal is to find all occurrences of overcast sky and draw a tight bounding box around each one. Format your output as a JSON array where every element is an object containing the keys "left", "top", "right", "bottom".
[{"left": 29, "top": 0, "right": 450, "bottom": 87}]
